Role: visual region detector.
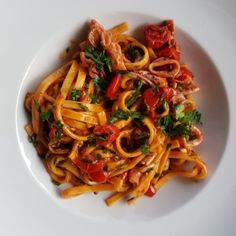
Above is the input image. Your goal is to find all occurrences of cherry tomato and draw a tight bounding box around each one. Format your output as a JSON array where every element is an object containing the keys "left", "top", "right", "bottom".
[
  {"left": 144, "top": 24, "right": 170, "bottom": 49},
  {"left": 145, "top": 184, "right": 156, "bottom": 197},
  {"left": 176, "top": 67, "right": 193, "bottom": 82},
  {"left": 89, "top": 170, "right": 108, "bottom": 183},
  {"left": 93, "top": 125, "right": 120, "bottom": 145},
  {"left": 48, "top": 127, "right": 57, "bottom": 139},
  {"left": 162, "top": 20, "right": 175, "bottom": 35},
  {"left": 157, "top": 46, "right": 180, "bottom": 60},
  {"left": 105, "top": 74, "right": 122, "bottom": 98},
  {"left": 159, "top": 87, "right": 177, "bottom": 103},
  {"left": 143, "top": 88, "right": 160, "bottom": 111}
]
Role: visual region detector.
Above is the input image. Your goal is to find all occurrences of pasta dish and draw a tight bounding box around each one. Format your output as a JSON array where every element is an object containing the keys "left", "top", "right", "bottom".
[{"left": 24, "top": 19, "right": 207, "bottom": 206}]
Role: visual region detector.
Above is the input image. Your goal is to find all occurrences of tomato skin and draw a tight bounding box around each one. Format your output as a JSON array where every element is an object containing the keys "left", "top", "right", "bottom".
[
  {"left": 144, "top": 24, "right": 170, "bottom": 49},
  {"left": 176, "top": 67, "right": 193, "bottom": 82},
  {"left": 145, "top": 184, "right": 156, "bottom": 197},
  {"left": 143, "top": 88, "right": 160, "bottom": 111},
  {"left": 159, "top": 87, "right": 177, "bottom": 103},
  {"left": 93, "top": 125, "right": 120, "bottom": 145},
  {"left": 157, "top": 46, "right": 180, "bottom": 61},
  {"left": 74, "top": 154, "right": 108, "bottom": 183},
  {"left": 105, "top": 74, "right": 122, "bottom": 98},
  {"left": 89, "top": 171, "right": 108, "bottom": 183}
]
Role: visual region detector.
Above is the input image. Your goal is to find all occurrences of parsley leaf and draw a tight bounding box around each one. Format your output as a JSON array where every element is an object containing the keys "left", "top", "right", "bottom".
[
  {"left": 96, "top": 153, "right": 103, "bottom": 160},
  {"left": 71, "top": 89, "right": 81, "bottom": 101},
  {"left": 56, "top": 120, "right": 63, "bottom": 130},
  {"left": 79, "top": 103, "right": 89, "bottom": 111},
  {"left": 140, "top": 141, "right": 149, "bottom": 155},
  {"left": 85, "top": 46, "right": 112, "bottom": 72},
  {"left": 109, "top": 109, "right": 144, "bottom": 124},
  {"left": 160, "top": 98, "right": 168, "bottom": 110},
  {"left": 34, "top": 100, "right": 40, "bottom": 111},
  {"left": 89, "top": 94, "right": 100, "bottom": 103},
  {"left": 87, "top": 135, "right": 107, "bottom": 142},
  {"left": 109, "top": 109, "right": 129, "bottom": 124},
  {"left": 152, "top": 84, "right": 159, "bottom": 92},
  {"left": 128, "top": 111, "right": 144, "bottom": 120},
  {"left": 116, "top": 164, "right": 128, "bottom": 171},
  {"left": 179, "top": 110, "right": 202, "bottom": 125},
  {"left": 40, "top": 110, "right": 52, "bottom": 122},
  {"left": 93, "top": 76, "right": 108, "bottom": 93},
  {"left": 126, "top": 80, "right": 143, "bottom": 107}
]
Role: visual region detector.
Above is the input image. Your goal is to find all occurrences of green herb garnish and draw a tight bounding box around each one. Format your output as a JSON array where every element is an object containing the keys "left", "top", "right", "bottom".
[
  {"left": 40, "top": 110, "right": 52, "bottom": 122},
  {"left": 109, "top": 109, "right": 129, "bottom": 123},
  {"left": 85, "top": 46, "right": 112, "bottom": 72},
  {"left": 79, "top": 103, "right": 89, "bottom": 111},
  {"left": 140, "top": 141, "right": 149, "bottom": 155},
  {"left": 152, "top": 84, "right": 159, "bottom": 92},
  {"left": 93, "top": 76, "right": 108, "bottom": 93},
  {"left": 160, "top": 98, "right": 168, "bottom": 110},
  {"left": 126, "top": 80, "right": 143, "bottom": 107},
  {"left": 34, "top": 100, "right": 40, "bottom": 111},
  {"left": 116, "top": 164, "right": 128, "bottom": 171},
  {"left": 128, "top": 111, "right": 144, "bottom": 120},
  {"left": 96, "top": 153, "right": 103, "bottom": 160},
  {"left": 71, "top": 89, "right": 81, "bottom": 101}
]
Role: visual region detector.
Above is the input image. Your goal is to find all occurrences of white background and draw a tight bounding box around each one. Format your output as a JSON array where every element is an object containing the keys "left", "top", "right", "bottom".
[{"left": 1, "top": 0, "right": 236, "bottom": 235}]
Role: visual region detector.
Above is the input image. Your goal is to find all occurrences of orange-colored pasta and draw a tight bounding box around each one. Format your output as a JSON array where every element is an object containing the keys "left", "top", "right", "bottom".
[{"left": 24, "top": 19, "right": 206, "bottom": 206}]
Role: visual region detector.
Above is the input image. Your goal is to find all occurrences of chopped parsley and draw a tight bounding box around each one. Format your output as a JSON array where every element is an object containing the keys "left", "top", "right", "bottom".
[
  {"left": 102, "top": 148, "right": 108, "bottom": 154},
  {"left": 79, "top": 103, "right": 89, "bottom": 111},
  {"left": 40, "top": 110, "right": 52, "bottom": 122},
  {"left": 85, "top": 46, "right": 112, "bottom": 72},
  {"left": 34, "top": 100, "right": 40, "bottom": 111},
  {"left": 140, "top": 141, "right": 149, "bottom": 155},
  {"left": 87, "top": 135, "right": 107, "bottom": 143},
  {"left": 160, "top": 98, "right": 168, "bottom": 110},
  {"left": 71, "top": 89, "right": 81, "bottom": 101},
  {"left": 109, "top": 109, "right": 144, "bottom": 124},
  {"left": 96, "top": 153, "right": 103, "bottom": 160},
  {"left": 126, "top": 80, "right": 143, "bottom": 107},
  {"left": 116, "top": 164, "right": 128, "bottom": 171},
  {"left": 152, "top": 84, "right": 159, "bottom": 93},
  {"left": 89, "top": 93, "right": 100, "bottom": 103},
  {"left": 55, "top": 120, "right": 64, "bottom": 139},
  {"left": 56, "top": 120, "right": 63, "bottom": 129},
  {"left": 128, "top": 111, "right": 144, "bottom": 120},
  {"left": 159, "top": 109, "right": 202, "bottom": 138},
  {"left": 109, "top": 109, "right": 129, "bottom": 123},
  {"left": 93, "top": 76, "right": 108, "bottom": 93}
]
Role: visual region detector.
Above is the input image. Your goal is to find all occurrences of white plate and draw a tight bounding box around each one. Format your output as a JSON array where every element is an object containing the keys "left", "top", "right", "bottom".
[{"left": 1, "top": 0, "right": 236, "bottom": 235}]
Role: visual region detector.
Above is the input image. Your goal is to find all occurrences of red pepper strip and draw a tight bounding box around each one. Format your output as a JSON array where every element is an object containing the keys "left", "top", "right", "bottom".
[{"left": 105, "top": 74, "right": 122, "bottom": 98}]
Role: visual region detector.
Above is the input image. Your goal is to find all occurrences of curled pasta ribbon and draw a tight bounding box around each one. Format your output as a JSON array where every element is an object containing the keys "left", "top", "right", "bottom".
[
  {"left": 186, "top": 125, "right": 203, "bottom": 147},
  {"left": 149, "top": 57, "right": 180, "bottom": 78},
  {"left": 44, "top": 155, "right": 81, "bottom": 185},
  {"left": 32, "top": 61, "right": 73, "bottom": 134},
  {"left": 115, "top": 117, "right": 156, "bottom": 158}
]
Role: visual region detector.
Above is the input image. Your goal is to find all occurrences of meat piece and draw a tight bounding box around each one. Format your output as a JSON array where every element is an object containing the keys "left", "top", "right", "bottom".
[
  {"left": 101, "top": 31, "right": 126, "bottom": 70},
  {"left": 88, "top": 19, "right": 104, "bottom": 48},
  {"left": 80, "top": 51, "right": 98, "bottom": 78}
]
